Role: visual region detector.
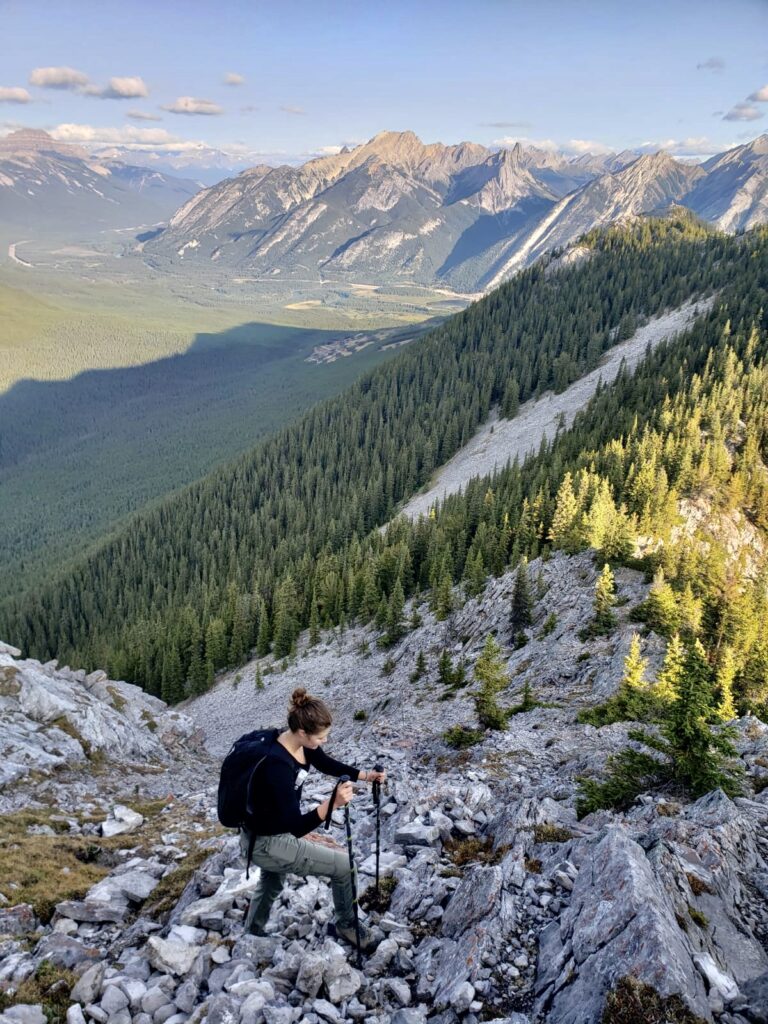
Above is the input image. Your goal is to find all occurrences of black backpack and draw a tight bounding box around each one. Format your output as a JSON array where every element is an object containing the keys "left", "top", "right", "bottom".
[{"left": 217, "top": 728, "right": 280, "bottom": 876}]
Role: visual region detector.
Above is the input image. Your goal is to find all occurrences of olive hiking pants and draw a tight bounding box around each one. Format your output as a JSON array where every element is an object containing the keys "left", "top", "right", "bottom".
[{"left": 239, "top": 830, "right": 355, "bottom": 934}]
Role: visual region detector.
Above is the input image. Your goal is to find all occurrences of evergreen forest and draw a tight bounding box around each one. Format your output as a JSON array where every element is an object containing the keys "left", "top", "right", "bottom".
[{"left": 4, "top": 213, "right": 768, "bottom": 727}]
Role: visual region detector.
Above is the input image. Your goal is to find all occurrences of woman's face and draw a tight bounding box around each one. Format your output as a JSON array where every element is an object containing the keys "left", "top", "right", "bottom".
[{"left": 299, "top": 727, "right": 330, "bottom": 749}]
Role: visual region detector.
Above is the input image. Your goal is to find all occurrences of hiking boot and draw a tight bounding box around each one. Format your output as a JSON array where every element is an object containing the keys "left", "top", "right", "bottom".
[{"left": 335, "top": 921, "right": 378, "bottom": 952}]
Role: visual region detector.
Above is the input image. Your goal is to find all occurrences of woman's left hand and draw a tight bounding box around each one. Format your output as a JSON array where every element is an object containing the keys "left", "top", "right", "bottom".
[{"left": 363, "top": 769, "right": 387, "bottom": 784}]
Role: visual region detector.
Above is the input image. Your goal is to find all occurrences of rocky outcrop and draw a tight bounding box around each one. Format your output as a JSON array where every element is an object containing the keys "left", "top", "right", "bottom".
[{"left": 0, "top": 640, "right": 202, "bottom": 809}]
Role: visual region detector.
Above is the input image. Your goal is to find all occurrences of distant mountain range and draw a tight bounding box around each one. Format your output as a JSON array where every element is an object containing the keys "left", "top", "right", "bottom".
[
  {"left": 0, "top": 129, "right": 200, "bottom": 241},
  {"left": 141, "top": 130, "right": 768, "bottom": 291}
]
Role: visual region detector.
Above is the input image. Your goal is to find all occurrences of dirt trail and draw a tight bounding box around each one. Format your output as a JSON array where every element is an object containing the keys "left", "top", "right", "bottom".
[{"left": 398, "top": 295, "right": 715, "bottom": 521}]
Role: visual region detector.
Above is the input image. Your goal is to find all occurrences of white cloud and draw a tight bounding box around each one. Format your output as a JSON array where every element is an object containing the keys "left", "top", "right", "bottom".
[
  {"left": 494, "top": 135, "right": 559, "bottom": 151},
  {"left": 493, "top": 135, "right": 612, "bottom": 156},
  {"left": 697, "top": 56, "right": 725, "bottom": 72},
  {"left": 51, "top": 123, "right": 181, "bottom": 148},
  {"left": 44, "top": 121, "right": 281, "bottom": 169},
  {"left": 563, "top": 138, "right": 613, "bottom": 155},
  {"left": 480, "top": 120, "right": 532, "bottom": 129},
  {"left": 88, "top": 76, "right": 149, "bottom": 99},
  {"left": 724, "top": 102, "right": 763, "bottom": 122},
  {"left": 280, "top": 104, "right": 306, "bottom": 115},
  {"left": 636, "top": 136, "right": 731, "bottom": 156},
  {"left": 0, "top": 86, "right": 32, "bottom": 104},
  {"left": 748, "top": 84, "right": 768, "bottom": 102},
  {"left": 29, "top": 66, "right": 89, "bottom": 90},
  {"left": 224, "top": 72, "right": 245, "bottom": 86},
  {"left": 127, "top": 109, "right": 162, "bottom": 122},
  {"left": 162, "top": 96, "right": 224, "bottom": 116}
]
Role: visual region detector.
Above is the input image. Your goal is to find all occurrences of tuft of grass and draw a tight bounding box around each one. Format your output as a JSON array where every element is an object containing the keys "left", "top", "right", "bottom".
[
  {"left": 524, "top": 856, "right": 542, "bottom": 874},
  {"left": 0, "top": 830, "right": 111, "bottom": 923},
  {"left": 141, "top": 708, "right": 158, "bottom": 732},
  {"left": 533, "top": 823, "right": 574, "bottom": 844},
  {"left": 688, "top": 904, "right": 708, "bottom": 929},
  {"left": 656, "top": 801, "right": 681, "bottom": 817},
  {"left": 0, "top": 961, "right": 76, "bottom": 1024},
  {"left": 142, "top": 846, "right": 212, "bottom": 921},
  {"left": 353, "top": 709, "right": 367, "bottom": 722},
  {"left": 106, "top": 685, "right": 127, "bottom": 712},
  {"left": 602, "top": 976, "right": 709, "bottom": 1024},
  {"left": 444, "top": 836, "right": 509, "bottom": 867},
  {"left": 359, "top": 876, "right": 397, "bottom": 914},
  {"left": 686, "top": 873, "right": 714, "bottom": 896}
]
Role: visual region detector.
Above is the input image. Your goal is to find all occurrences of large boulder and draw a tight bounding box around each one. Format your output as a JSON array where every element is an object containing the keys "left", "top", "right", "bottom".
[{"left": 534, "top": 827, "right": 710, "bottom": 1023}]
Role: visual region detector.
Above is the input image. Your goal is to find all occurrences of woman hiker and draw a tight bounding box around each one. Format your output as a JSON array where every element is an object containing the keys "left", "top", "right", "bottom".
[{"left": 238, "top": 687, "right": 387, "bottom": 949}]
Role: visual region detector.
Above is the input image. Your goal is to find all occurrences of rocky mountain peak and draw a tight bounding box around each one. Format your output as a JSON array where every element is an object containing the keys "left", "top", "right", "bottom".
[{"left": 0, "top": 127, "right": 92, "bottom": 163}]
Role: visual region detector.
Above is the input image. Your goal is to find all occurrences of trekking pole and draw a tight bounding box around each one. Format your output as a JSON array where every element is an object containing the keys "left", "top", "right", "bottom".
[
  {"left": 339, "top": 774, "right": 363, "bottom": 968},
  {"left": 372, "top": 762, "right": 383, "bottom": 898}
]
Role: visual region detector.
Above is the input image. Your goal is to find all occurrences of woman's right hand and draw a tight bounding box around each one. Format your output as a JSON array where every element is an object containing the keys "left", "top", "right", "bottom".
[{"left": 333, "top": 781, "right": 354, "bottom": 808}]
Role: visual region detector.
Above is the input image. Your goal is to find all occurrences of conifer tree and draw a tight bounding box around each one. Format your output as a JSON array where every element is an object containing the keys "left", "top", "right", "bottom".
[
  {"left": 510, "top": 557, "right": 533, "bottom": 632},
  {"left": 501, "top": 378, "right": 520, "bottom": 419},
  {"left": 437, "top": 649, "right": 454, "bottom": 686},
  {"left": 635, "top": 569, "right": 679, "bottom": 636},
  {"left": 434, "top": 567, "right": 454, "bottom": 621},
  {"left": 205, "top": 617, "right": 228, "bottom": 670},
  {"left": 618, "top": 633, "right": 650, "bottom": 720},
  {"left": 464, "top": 549, "right": 486, "bottom": 598},
  {"left": 714, "top": 645, "right": 738, "bottom": 722},
  {"left": 254, "top": 663, "right": 264, "bottom": 691},
  {"left": 273, "top": 577, "right": 299, "bottom": 659},
  {"left": 411, "top": 650, "right": 427, "bottom": 682},
  {"left": 474, "top": 634, "right": 508, "bottom": 729},
  {"left": 375, "top": 594, "right": 389, "bottom": 631},
  {"left": 655, "top": 633, "right": 685, "bottom": 702},
  {"left": 384, "top": 578, "right": 406, "bottom": 645},
  {"left": 519, "top": 678, "right": 535, "bottom": 712},
  {"left": 188, "top": 640, "right": 207, "bottom": 697},
  {"left": 663, "top": 638, "right": 740, "bottom": 796},
  {"left": 591, "top": 563, "right": 617, "bottom": 635},
  {"left": 256, "top": 602, "right": 271, "bottom": 658},
  {"left": 161, "top": 644, "right": 184, "bottom": 704},
  {"left": 308, "top": 596, "right": 321, "bottom": 647},
  {"left": 549, "top": 472, "right": 581, "bottom": 554}
]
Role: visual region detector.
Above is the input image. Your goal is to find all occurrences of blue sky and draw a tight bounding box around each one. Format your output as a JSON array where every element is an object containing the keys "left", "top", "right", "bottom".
[{"left": 1, "top": 0, "right": 767, "bottom": 170}]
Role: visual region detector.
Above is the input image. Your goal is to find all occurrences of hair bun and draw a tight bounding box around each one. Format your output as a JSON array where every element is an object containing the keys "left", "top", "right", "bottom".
[{"left": 291, "top": 687, "right": 309, "bottom": 708}]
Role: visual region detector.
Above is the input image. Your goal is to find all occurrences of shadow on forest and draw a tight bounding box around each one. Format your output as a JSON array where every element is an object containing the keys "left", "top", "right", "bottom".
[{"left": 0, "top": 320, "right": 345, "bottom": 469}]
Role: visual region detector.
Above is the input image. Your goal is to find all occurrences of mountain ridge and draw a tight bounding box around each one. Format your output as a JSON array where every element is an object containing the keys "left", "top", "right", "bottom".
[{"left": 141, "top": 131, "right": 768, "bottom": 291}]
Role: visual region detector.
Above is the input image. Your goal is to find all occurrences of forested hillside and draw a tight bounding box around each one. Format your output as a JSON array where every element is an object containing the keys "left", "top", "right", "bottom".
[{"left": 4, "top": 215, "right": 767, "bottom": 714}]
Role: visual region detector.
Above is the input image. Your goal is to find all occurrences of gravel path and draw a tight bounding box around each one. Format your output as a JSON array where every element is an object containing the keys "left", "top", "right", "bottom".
[{"left": 398, "top": 296, "right": 715, "bottom": 521}]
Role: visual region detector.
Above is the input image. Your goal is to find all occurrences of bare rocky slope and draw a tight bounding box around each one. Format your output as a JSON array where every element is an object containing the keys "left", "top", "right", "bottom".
[{"left": 2, "top": 540, "right": 766, "bottom": 1024}]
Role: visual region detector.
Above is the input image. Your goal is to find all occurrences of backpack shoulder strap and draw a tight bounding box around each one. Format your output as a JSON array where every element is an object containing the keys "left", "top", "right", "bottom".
[{"left": 244, "top": 730, "right": 280, "bottom": 818}]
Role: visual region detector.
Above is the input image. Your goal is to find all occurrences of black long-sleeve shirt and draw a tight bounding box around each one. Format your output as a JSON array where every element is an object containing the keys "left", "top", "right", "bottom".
[{"left": 249, "top": 732, "right": 360, "bottom": 838}]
